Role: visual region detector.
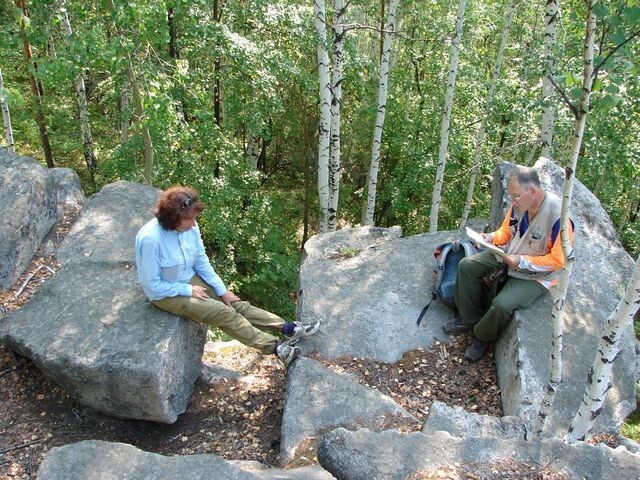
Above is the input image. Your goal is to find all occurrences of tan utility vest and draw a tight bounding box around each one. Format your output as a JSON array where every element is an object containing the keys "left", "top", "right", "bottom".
[{"left": 505, "top": 191, "right": 564, "bottom": 286}]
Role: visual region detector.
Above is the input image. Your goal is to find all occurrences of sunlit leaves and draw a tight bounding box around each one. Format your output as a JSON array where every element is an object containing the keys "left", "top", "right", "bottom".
[{"left": 1, "top": 0, "right": 638, "bottom": 293}]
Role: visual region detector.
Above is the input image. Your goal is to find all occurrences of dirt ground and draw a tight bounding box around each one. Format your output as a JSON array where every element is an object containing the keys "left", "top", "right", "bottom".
[
  {"left": 0, "top": 321, "right": 572, "bottom": 480},
  {"left": 0, "top": 216, "right": 627, "bottom": 479},
  {"left": 0, "top": 314, "right": 504, "bottom": 479}
]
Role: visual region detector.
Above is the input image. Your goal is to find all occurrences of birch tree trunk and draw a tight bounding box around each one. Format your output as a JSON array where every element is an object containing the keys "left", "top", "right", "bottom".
[
  {"left": 314, "top": 0, "right": 331, "bottom": 233},
  {"left": 0, "top": 70, "right": 15, "bottom": 152},
  {"left": 458, "top": 0, "right": 518, "bottom": 229},
  {"left": 592, "top": 161, "right": 607, "bottom": 197},
  {"left": 534, "top": 0, "right": 596, "bottom": 436},
  {"left": 59, "top": 1, "right": 98, "bottom": 189},
  {"left": 119, "top": 78, "right": 130, "bottom": 145},
  {"left": 106, "top": 0, "right": 154, "bottom": 185},
  {"left": 246, "top": 133, "right": 261, "bottom": 170},
  {"left": 327, "top": 0, "right": 346, "bottom": 232},
  {"left": 362, "top": 0, "right": 400, "bottom": 226},
  {"left": 213, "top": 0, "right": 222, "bottom": 126},
  {"left": 168, "top": 7, "right": 179, "bottom": 59},
  {"left": 566, "top": 255, "right": 640, "bottom": 443},
  {"left": 540, "top": 0, "right": 559, "bottom": 160},
  {"left": 618, "top": 179, "right": 639, "bottom": 231},
  {"left": 428, "top": 0, "right": 466, "bottom": 232},
  {"left": 129, "top": 66, "right": 155, "bottom": 185},
  {"left": 17, "top": 0, "right": 54, "bottom": 167},
  {"left": 525, "top": 141, "right": 538, "bottom": 165}
]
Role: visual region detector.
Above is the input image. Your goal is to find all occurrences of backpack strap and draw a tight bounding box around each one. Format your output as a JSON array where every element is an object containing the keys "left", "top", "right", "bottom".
[
  {"left": 432, "top": 242, "right": 454, "bottom": 296},
  {"left": 417, "top": 242, "right": 455, "bottom": 326},
  {"left": 416, "top": 293, "right": 436, "bottom": 326},
  {"left": 460, "top": 239, "right": 477, "bottom": 257}
]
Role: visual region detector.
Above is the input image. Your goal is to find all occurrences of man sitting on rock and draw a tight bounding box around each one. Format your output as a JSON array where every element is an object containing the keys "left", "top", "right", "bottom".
[
  {"left": 135, "top": 186, "right": 319, "bottom": 367},
  {"left": 443, "top": 166, "right": 573, "bottom": 362}
]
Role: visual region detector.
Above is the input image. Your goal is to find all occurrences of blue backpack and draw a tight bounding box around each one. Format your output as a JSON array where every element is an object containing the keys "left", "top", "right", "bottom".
[{"left": 416, "top": 240, "right": 478, "bottom": 325}]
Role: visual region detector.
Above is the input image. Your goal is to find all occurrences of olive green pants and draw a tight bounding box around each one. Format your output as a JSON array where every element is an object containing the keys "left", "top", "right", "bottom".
[
  {"left": 152, "top": 275, "right": 284, "bottom": 354},
  {"left": 454, "top": 250, "right": 547, "bottom": 342}
]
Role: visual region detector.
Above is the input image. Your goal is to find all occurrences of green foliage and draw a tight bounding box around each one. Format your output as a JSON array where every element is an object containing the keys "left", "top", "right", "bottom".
[
  {"left": 1, "top": 0, "right": 639, "bottom": 312},
  {"left": 622, "top": 400, "right": 640, "bottom": 442}
]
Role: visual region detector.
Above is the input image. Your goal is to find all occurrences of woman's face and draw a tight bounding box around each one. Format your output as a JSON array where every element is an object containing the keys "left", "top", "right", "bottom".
[{"left": 175, "top": 211, "right": 198, "bottom": 232}]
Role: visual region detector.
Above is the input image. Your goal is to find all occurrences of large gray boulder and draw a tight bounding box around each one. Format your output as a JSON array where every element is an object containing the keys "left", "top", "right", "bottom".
[
  {"left": 317, "top": 427, "right": 640, "bottom": 480},
  {"left": 422, "top": 400, "right": 527, "bottom": 440},
  {"left": 57, "top": 180, "right": 157, "bottom": 265},
  {"left": 0, "top": 151, "right": 56, "bottom": 290},
  {"left": 0, "top": 181, "right": 207, "bottom": 422},
  {"left": 280, "top": 356, "right": 416, "bottom": 466},
  {"left": 48, "top": 167, "right": 85, "bottom": 218},
  {"left": 36, "top": 440, "right": 337, "bottom": 480},
  {"left": 297, "top": 157, "right": 636, "bottom": 440},
  {"left": 36, "top": 440, "right": 261, "bottom": 480},
  {"left": 232, "top": 460, "right": 336, "bottom": 479},
  {"left": 491, "top": 159, "right": 636, "bottom": 436},
  {"left": 297, "top": 226, "right": 460, "bottom": 362}
]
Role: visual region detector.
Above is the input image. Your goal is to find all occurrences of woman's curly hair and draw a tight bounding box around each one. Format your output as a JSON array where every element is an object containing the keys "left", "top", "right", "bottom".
[{"left": 155, "top": 186, "right": 204, "bottom": 230}]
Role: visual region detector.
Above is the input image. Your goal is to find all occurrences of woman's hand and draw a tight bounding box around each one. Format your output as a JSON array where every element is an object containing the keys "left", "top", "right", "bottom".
[
  {"left": 191, "top": 285, "right": 209, "bottom": 300},
  {"left": 220, "top": 291, "right": 240, "bottom": 306}
]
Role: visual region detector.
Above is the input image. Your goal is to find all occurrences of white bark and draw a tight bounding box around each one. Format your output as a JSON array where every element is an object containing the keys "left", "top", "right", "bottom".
[
  {"left": 363, "top": 0, "right": 400, "bottom": 226},
  {"left": 314, "top": 0, "right": 331, "bottom": 233},
  {"left": 458, "top": 0, "right": 518, "bottom": 229},
  {"left": 566, "top": 255, "right": 640, "bottom": 443},
  {"left": 59, "top": 2, "right": 98, "bottom": 184},
  {"left": 533, "top": 161, "right": 575, "bottom": 436},
  {"left": 246, "top": 132, "right": 261, "bottom": 170},
  {"left": 328, "top": 0, "right": 346, "bottom": 232},
  {"left": 534, "top": 0, "right": 597, "bottom": 437},
  {"left": 0, "top": 69, "right": 15, "bottom": 152},
  {"left": 428, "top": 0, "right": 466, "bottom": 233},
  {"left": 540, "top": 0, "right": 559, "bottom": 160}
]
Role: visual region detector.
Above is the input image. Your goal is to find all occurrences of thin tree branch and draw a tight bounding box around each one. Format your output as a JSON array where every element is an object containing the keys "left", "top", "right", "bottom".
[
  {"left": 337, "top": 22, "right": 431, "bottom": 43},
  {"left": 546, "top": 74, "right": 579, "bottom": 119},
  {"left": 593, "top": 29, "right": 640, "bottom": 76},
  {"left": 0, "top": 439, "right": 41, "bottom": 455},
  {"left": 463, "top": 118, "right": 483, "bottom": 129},
  {"left": 14, "top": 264, "right": 44, "bottom": 298}
]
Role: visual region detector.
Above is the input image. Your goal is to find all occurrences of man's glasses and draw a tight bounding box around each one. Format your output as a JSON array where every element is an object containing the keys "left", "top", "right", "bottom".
[{"left": 509, "top": 190, "right": 528, "bottom": 202}]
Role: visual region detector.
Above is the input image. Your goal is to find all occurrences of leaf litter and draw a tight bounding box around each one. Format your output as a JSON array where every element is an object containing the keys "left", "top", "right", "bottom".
[{"left": 0, "top": 210, "right": 598, "bottom": 479}]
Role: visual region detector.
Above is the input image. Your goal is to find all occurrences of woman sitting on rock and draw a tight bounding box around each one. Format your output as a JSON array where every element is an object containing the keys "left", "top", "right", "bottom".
[{"left": 134, "top": 185, "right": 319, "bottom": 367}]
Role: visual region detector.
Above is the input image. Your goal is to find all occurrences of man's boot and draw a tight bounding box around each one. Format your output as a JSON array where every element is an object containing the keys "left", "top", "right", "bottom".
[
  {"left": 442, "top": 317, "right": 470, "bottom": 336},
  {"left": 464, "top": 338, "right": 489, "bottom": 362}
]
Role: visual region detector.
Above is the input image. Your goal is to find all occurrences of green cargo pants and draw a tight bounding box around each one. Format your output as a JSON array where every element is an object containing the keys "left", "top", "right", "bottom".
[
  {"left": 152, "top": 275, "right": 284, "bottom": 354},
  {"left": 454, "top": 250, "right": 547, "bottom": 342}
]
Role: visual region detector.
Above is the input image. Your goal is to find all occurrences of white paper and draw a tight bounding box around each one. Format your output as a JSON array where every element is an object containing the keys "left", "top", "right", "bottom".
[{"left": 465, "top": 227, "right": 507, "bottom": 256}]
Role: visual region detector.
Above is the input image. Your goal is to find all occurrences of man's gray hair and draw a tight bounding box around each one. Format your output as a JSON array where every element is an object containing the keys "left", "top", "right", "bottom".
[{"left": 507, "top": 166, "right": 541, "bottom": 188}]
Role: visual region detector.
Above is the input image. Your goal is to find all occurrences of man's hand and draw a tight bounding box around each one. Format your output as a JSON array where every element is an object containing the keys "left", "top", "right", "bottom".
[
  {"left": 481, "top": 232, "right": 494, "bottom": 243},
  {"left": 503, "top": 254, "right": 521, "bottom": 268},
  {"left": 220, "top": 291, "right": 240, "bottom": 306},
  {"left": 191, "top": 285, "right": 209, "bottom": 300}
]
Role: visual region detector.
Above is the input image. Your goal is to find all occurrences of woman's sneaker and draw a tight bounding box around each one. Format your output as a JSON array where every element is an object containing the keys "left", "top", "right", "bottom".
[
  {"left": 275, "top": 343, "right": 301, "bottom": 368},
  {"left": 285, "top": 319, "right": 321, "bottom": 344}
]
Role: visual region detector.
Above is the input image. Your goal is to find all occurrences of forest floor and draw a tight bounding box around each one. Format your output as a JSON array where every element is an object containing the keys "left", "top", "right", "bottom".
[{"left": 0, "top": 218, "right": 629, "bottom": 479}]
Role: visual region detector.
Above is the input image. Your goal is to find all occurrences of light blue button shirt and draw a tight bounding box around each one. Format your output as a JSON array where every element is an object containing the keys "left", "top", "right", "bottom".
[{"left": 135, "top": 218, "right": 227, "bottom": 301}]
